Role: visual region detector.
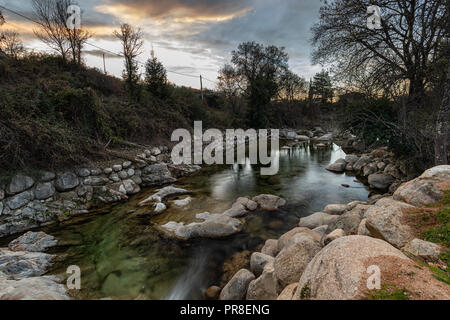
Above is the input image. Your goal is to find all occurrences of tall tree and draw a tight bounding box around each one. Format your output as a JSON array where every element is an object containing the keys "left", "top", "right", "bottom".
[
  {"left": 311, "top": 70, "right": 333, "bottom": 104},
  {"left": 32, "top": 0, "right": 92, "bottom": 64},
  {"left": 312, "top": 0, "right": 447, "bottom": 103},
  {"left": 280, "top": 70, "right": 307, "bottom": 103},
  {"left": 114, "top": 23, "right": 144, "bottom": 96},
  {"left": 144, "top": 49, "right": 168, "bottom": 98},
  {"left": 222, "top": 42, "right": 289, "bottom": 128}
]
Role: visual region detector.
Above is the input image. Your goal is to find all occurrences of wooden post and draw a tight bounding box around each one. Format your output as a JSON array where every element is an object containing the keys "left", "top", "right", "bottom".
[
  {"left": 200, "top": 75, "right": 204, "bottom": 101},
  {"left": 103, "top": 53, "right": 106, "bottom": 74}
]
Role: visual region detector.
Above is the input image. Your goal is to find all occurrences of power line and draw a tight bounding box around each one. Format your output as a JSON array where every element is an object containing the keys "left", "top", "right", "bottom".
[{"left": 0, "top": 4, "right": 218, "bottom": 85}]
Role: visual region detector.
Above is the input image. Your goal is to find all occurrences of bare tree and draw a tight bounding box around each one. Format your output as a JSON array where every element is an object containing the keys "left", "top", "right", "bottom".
[
  {"left": 279, "top": 70, "right": 307, "bottom": 103},
  {"left": 312, "top": 0, "right": 447, "bottom": 103},
  {"left": 32, "top": 0, "right": 70, "bottom": 61},
  {"left": 0, "top": 10, "right": 4, "bottom": 26},
  {"left": 32, "top": 0, "right": 92, "bottom": 64},
  {"left": 114, "top": 23, "right": 144, "bottom": 93},
  {"left": 0, "top": 30, "right": 25, "bottom": 59}
]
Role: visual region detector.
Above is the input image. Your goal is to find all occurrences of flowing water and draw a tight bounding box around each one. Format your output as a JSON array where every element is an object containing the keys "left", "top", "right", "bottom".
[{"left": 39, "top": 143, "right": 369, "bottom": 300}]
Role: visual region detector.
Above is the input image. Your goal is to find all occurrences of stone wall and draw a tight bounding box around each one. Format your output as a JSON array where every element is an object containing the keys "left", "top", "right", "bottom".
[{"left": 0, "top": 146, "right": 200, "bottom": 238}]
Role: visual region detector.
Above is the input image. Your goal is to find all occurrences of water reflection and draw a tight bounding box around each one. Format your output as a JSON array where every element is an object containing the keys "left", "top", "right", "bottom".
[{"left": 45, "top": 142, "right": 369, "bottom": 300}]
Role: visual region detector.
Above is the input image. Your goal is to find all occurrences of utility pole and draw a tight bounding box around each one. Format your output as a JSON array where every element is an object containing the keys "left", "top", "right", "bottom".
[
  {"left": 200, "top": 75, "right": 204, "bottom": 101},
  {"left": 103, "top": 53, "right": 106, "bottom": 74}
]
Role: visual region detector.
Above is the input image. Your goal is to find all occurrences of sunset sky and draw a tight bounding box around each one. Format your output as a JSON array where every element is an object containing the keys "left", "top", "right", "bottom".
[{"left": 0, "top": 0, "right": 324, "bottom": 89}]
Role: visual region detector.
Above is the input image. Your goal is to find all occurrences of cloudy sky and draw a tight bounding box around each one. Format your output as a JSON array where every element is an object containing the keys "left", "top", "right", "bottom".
[{"left": 0, "top": 0, "right": 324, "bottom": 88}]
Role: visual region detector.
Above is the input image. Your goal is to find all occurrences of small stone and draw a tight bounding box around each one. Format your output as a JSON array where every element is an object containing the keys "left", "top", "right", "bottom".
[
  {"left": 123, "top": 161, "right": 132, "bottom": 169},
  {"left": 113, "top": 165, "right": 122, "bottom": 172},
  {"left": 250, "top": 252, "right": 274, "bottom": 277},
  {"left": 204, "top": 286, "right": 221, "bottom": 300},
  {"left": 77, "top": 169, "right": 90, "bottom": 177},
  {"left": 323, "top": 229, "right": 345, "bottom": 245},
  {"left": 324, "top": 204, "right": 349, "bottom": 215},
  {"left": 118, "top": 171, "right": 128, "bottom": 180},
  {"left": 7, "top": 174, "right": 35, "bottom": 195},
  {"left": 6, "top": 190, "right": 34, "bottom": 210},
  {"left": 104, "top": 168, "right": 113, "bottom": 175},
  {"left": 34, "top": 182, "right": 55, "bottom": 200},
  {"left": 90, "top": 168, "right": 102, "bottom": 176},
  {"left": 109, "top": 173, "right": 120, "bottom": 183},
  {"left": 39, "top": 171, "right": 56, "bottom": 182},
  {"left": 154, "top": 202, "right": 167, "bottom": 214},
  {"left": 54, "top": 172, "right": 79, "bottom": 192},
  {"left": 127, "top": 168, "right": 135, "bottom": 177}
]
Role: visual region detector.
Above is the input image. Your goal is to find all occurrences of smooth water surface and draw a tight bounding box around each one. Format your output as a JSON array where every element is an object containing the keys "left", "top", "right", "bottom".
[{"left": 44, "top": 143, "right": 369, "bottom": 300}]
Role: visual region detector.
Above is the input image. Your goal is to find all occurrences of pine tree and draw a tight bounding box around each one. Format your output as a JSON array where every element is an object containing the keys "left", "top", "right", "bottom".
[
  {"left": 145, "top": 49, "right": 168, "bottom": 98},
  {"left": 311, "top": 71, "right": 333, "bottom": 104}
]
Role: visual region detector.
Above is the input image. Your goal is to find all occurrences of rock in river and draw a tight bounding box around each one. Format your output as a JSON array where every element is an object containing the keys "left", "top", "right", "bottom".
[
  {"left": 219, "top": 269, "right": 255, "bottom": 300},
  {"left": 8, "top": 232, "right": 57, "bottom": 252}
]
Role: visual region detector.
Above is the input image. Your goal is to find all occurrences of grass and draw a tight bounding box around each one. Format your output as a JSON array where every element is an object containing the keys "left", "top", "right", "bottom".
[
  {"left": 369, "top": 285, "right": 410, "bottom": 300},
  {"left": 405, "top": 189, "right": 450, "bottom": 285}
]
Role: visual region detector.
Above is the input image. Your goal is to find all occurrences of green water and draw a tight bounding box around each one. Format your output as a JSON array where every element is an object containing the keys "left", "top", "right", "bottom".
[{"left": 40, "top": 143, "right": 369, "bottom": 300}]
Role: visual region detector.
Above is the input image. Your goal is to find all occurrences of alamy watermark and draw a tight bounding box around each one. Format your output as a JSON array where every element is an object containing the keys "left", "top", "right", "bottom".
[
  {"left": 66, "top": 265, "right": 81, "bottom": 290},
  {"left": 171, "top": 122, "right": 280, "bottom": 176},
  {"left": 367, "top": 5, "right": 382, "bottom": 30},
  {"left": 66, "top": 5, "right": 81, "bottom": 30},
  {"left": 366, "top": 265, "right": 381, "bottom": 290}
]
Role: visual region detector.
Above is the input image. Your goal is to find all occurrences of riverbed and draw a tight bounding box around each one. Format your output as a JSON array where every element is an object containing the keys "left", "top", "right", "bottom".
[{"left": 41, "top": 143, "right": 370, "bottom": 300}]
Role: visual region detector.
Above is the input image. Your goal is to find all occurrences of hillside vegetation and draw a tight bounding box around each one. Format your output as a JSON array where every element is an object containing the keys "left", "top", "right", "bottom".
[{"left": 0, "top": 54, "right": 229, "bottom": 172}]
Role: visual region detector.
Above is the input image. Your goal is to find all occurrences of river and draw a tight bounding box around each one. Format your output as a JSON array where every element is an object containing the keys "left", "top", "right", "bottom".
[{"left": 41, "top": 143, "right": 369, "bottom": 300}]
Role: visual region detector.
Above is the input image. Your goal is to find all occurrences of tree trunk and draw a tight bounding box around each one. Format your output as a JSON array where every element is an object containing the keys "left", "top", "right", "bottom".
[{"left": 435, "top": 65, "right": 450, "bottom": 165}]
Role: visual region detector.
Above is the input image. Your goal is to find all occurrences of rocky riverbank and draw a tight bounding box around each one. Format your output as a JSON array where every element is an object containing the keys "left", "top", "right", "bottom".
[
  {"left": 0, "top": 231, "right": 70, "bottom": 299},
  {"left": 0, "top": 146, "right": 201, "bottom": 238},
  {"left": 217, "top": 165, "right": 450, "bottom": 300}
]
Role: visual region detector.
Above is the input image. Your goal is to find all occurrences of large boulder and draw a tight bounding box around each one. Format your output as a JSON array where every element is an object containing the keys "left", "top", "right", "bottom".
[
  {"left": 246, "top": 262, "right": 281, "bottom": 300},
  {"left": 299, "top": 212, "right": 338, "bottom": 229},
  {"left": 250, "top": 252, "right": 274, "bottom": 277},
  {"left": 141, "top": 164, "right": 176, "bottom": 186},
  {"left": 294, "top": 236, "right": 409, "bottom": 300},
  {"left": 6, "top": 174, "right": 35, "bottom": 195},
  {"left": 277, "top": 283, "right": 298, "bottom": 300},
  {"left": 325, "top": 159, "right": 346, "bottom": 173},
  {"left": 0, "top": 276, "right": 70, "bottom": 300},
  {"left": 327, "top": 205, "right": 366, "bottom": 234},
  {"left": 139, "top": 186, "right": 188, "bottom": 206},
  {"left": 161, "top": 212, "right": 243, "bottom": 240},
  {"left": 261, "top": 239, "right": 279, "bottom": 257},
  {"left": 365, "top": 197, "right": 416, "bottom": 248},
  {"left": 219, "top": 269, "right": 255, "bottom": 300},
  {"left": 403, "top": 238, "right": 442, "bottom": 261},
  {"left": 274, "top": 234, "right": 322, "bottom": 287},
  {"left": 353, "top": 156, "right": 372, "bottom": 172},
  {"left": 54, "top": 172, "right": 79, "bottom": 192},
  {"left": 0, "top": 249, "right": 55, "bottom": 279},
  {"left": 368, "top": 174, "right": 395, "bottom": 190},
  {"left": 8, "top": 232, "right": 57, "bottom": 252},
  {"left": 277, "top": 227, "right": 321, "bottom": 252},
  {"left": 323, "top": 204, "right": 349, "bottom": 215},
  {"left": 252, "top": 195, "right": 286, "bottom": 211},
  {"left": 393, "top": 165, "right": 450, "bottom": 207}
]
